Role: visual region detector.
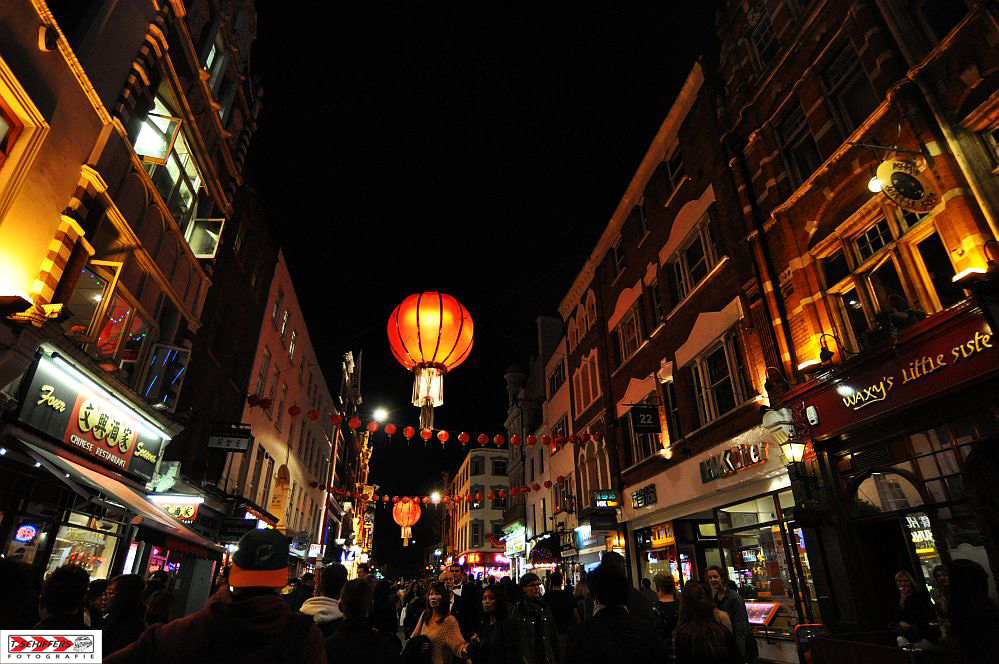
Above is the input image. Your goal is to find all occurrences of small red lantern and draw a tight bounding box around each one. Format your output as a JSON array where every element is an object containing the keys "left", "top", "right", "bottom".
[
  {"left": 382, "top": 495, "right": 390, "bottom": 503},
  {"left": 544, "top": 480, "right": 553, "bottom": 488},
  {"left": 568, "top": 434, "right": 579, "bottom": 444},
  {"left": 556, "top": 475, "right": 565, "bottom": 483},
  {"left": 510, "top": 434, "right": 522, "bottom": 446},
  {"left": 475, "top": 492, "right": 484, "bottom": 502},
  {"left": 526, "top": 434, "right": 537, "bottom": 446},
  {"left": 554, "top": 435, "right": 566, "bottom": 445},
  {"left": 247, "top": 394, "right": 260, "bottom": 407},
  {"left": 288, "top": 405, "right": 302, "bottom": 417},
  {"left": 420, "top": 428, "right": 433, "bottom": 441},
  {"left": 477, "top": 433, "right": 489, "bottom": 446},
  {"left": 367, "top": 421, "right": 379, "bottom": 433},
  {"left": 498, "top": 489, "right": 507, "bottom": 498},
  {"left": 330, "top": 414, "right": 343, "bottom": 426},
  {"left": 487, "top": 490, "right": 495, "bottom": 500},
  {"left": 541, "top": 435, "right": 552, "bottom": 446},
  {"left": 521, "top": 486, "right": 531, "bottom": 494},
  {"left": 402, "top": 496, "right": 410, "bottom": 504},
  {"left": 307, "top": 410, "right": 320, "bottom": 421},
  {"left": 581, "top": 433, "right": 591, "bottom": 442},
  {"left": 403, "top": 426, "right": 416, "bottom": 440},
  {"left": 422, "top": 496, "right": 430, "bottom": 505},
  {"left": 465, "top": 495, "right": 473, "bottom": 504},
  {"left": 349, "top": 417, "right": 361, "bottom": 429},
  {"left": 493, "top": 434, "right": 505, "bottom": 447},
  {"left": 593, "top": 432, "right": 603, "bottom": 442},
  {"left": 385, "top": 423, "right": 397, "bottom": 436},
  {"left": 259, "top": 398, "right": 273, "bottom": 409},
  {"left": 458, "top": 432, "right": 470, "bottom": 445},
  {"left": 532, "top": 483, "right": 541, "bottom": 491},
  {"left": 392, "top": 496, "right": 400, "bottom": 503},
  {"left": 437, "top": 430, "right": 450, "bottom": 444},
  {"left": 510, "top": 487, "right": 519, "bottom": 497},
  {"left": 442, "top": 495, "right": 450, "bottom": 504}
]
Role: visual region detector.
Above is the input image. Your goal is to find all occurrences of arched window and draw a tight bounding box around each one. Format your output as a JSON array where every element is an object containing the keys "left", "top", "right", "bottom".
[
  {"left": 577, "top": 451, "right": 589, "bottom": 498},
  {"left": 854, "top": 471, "right": 925, "bottom": 515},
  {"left": 586, "top": 291, "right": 597, "bottom": 327}
]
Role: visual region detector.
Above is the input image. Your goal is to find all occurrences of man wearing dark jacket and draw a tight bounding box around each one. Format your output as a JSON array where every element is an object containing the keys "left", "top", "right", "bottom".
[
  {"left": 511, "top": 573, "right": 560, "bottom": 664},
  {"left": 301, "top": 565, "right": 347, "bottom": 637},
  {"left": 562, "top": 562, "right": 667, "bottom": 664},
  {"left": 582, "top": 552, "right": 653, "bottom": 622},
  {"left": 105, "top": 529, "right": 325, "bottom": 664},
  {"left": 325, "top": 580, "right": 399, "bottom": 664},
  {"left": 286, "top": 572, "right": 315, "bottom": 612},
  {"left": 447, "top": 563, "right": 481, "bottom": 639},
  {"left": 35, "top": 564, "right": 90, "bottom": 629}
]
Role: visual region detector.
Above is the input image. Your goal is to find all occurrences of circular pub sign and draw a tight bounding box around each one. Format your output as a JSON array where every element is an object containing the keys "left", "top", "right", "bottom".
[{"left": 876, "top": 158, "right": 938, "bottom": 212}]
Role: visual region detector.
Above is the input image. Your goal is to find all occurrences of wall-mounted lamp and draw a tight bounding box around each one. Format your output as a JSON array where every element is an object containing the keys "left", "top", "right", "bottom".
[{"left": 763, "top": 367, "right": 790, "bottom": 395}]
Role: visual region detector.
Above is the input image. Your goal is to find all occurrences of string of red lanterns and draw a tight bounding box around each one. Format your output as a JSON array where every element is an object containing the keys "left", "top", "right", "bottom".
[{"left": 328, "top": 476, "right": 570, "bottom": 506}]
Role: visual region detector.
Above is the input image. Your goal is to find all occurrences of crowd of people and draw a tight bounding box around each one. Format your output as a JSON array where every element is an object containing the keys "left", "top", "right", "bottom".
[{"left": 2, "top": 526, "right": 997, "bottom": 663}]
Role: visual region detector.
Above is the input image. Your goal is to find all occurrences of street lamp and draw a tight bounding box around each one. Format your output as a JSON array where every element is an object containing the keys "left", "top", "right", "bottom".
[{"left": 373, "top": 408, "right": 389, "bottom": 423}]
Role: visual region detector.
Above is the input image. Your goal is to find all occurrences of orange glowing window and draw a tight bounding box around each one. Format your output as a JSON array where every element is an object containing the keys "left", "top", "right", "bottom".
[{"left": 0, "top": 98, "right": 23, "bottom": 170}]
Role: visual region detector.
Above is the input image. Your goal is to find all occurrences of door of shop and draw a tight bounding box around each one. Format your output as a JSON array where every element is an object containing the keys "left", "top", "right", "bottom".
[{"left": 853, "top": 517, "right": 914, "bottom": 627}]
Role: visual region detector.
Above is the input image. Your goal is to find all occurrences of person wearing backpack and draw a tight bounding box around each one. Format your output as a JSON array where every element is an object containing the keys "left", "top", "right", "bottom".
[
  {"left": 325, "top": 580, "right": 400, "bottom": 664},
  {"left": 104, "top": 529, "right": 325, "bottom": 663}
]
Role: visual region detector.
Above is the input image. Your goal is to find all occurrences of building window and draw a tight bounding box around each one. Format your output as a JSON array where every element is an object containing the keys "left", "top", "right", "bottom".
[
  {"left": 288, "top": 330, "right": 297, "bottom": 360},
  {"left": 471, "top": 455, "right": 484, "bottom": 476},
  {"left": 613, "top": 238, "right": 625, "bottom": 275},
  {"left": 471, "top": 486, "right": 484, "bottom": 510},
  {"left": 664, "top": 145, "right": 684, "bottom": 195},
  {"left": 907, "top": 0, "right": 971, "bottom": 45},
  {"left": 492, "top": 457, "right": 507, "bottom": 476},
  {"left": 272, "top": 291, "right": 283, "bottom": 324},
  {"left": 0, "top": 100, "right": 22, "bottom": 169},
  {"left": 748, "top": 4, "right": 779, "bottom": 71},
  {"left": 667, "top": 212, "right": 720, "bottom": 303},
  {"left": 663, "top": 380, "right": 682, "bottom": 443},
  {"left": 637, "top": 202, "right": 650, "bottom": 236},
  {"left": 255, "top": 348, "right": 271, "bottom": 397},
  {"left": 778, "top": 102, "right": 822, "bottom": 189},
  {"left": 280, "top": 310, "right": 290, "bottom": 338},
  {"left": 856, "top": 218, "right": 893, "bottom": 262},
  {"left": 276, "top": 383, "right": 288, "bottom": 431},
  {"left": 548, "top": 360, "right": 566, "bottom": 396},
  {"left": 551, "top": 416, "right": 569, "bottom": 441},
  {"left": 822, "top": 42, "right": 879, "bottom": 136},
  {"left": 613, "top": 301, "right": 643, "bottom": 365},
  {"left": 203, "top": 34, "right": 227, "bottom": 93},
  {"left": 471, "top": 520, "right": 483, "bottom": 547},
  {"left": 568, "top": 318, "right": 577, "bottom": 351},
  {"left": 267, "top": 368, "right": 279, "bottom": 416},
  {"left": 650, "top": 280, "right": 665, "bottom": 323},
  {"left": 691, "top": 333, "right": 750, "bottom": 427},
  {"left": 137, "top": 344, "right": 190, "bottom": 412},
  {"left": 491, "top": 487, "right": 507, "bottom": 510}
]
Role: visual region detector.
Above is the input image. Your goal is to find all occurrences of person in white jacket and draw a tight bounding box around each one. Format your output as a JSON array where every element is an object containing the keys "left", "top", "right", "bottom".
[{"left": 300, "top": 564, "right": 348, "bottom": 638}]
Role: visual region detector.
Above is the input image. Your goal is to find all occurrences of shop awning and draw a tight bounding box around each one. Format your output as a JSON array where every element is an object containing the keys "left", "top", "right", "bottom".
[{"left": 28, "top": 444, "right": 223, "bottom": 558}]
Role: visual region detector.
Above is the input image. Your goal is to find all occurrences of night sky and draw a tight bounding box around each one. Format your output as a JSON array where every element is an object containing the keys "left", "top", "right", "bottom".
[{"left": 247, "top": 2, "right": 718, "bottom": 570}]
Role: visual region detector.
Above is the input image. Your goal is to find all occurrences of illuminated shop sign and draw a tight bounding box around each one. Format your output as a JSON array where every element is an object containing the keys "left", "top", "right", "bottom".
[
  {"left": 18, "top": 355, "right": 168, "bottom": 480},
  {"left": 148, "top": 494, "right": 203, "bottom": 523},
  {"left": 630, "top": 484, "right": 657, "bottom": 509},
  {"left": 14, "top": 524, "right": 38, "bottom": 542},
  {"left": 699, "top": 441, "right": 768, "bottom": 484},
  {"left": 592, "top": 490, "right": 618, "bottom": 508},
  {"left": 650, "top": 522, "right": 674, "bottom": 548},
  {"left": 505, "top": 527, "right": 526, "bottom": 556}
]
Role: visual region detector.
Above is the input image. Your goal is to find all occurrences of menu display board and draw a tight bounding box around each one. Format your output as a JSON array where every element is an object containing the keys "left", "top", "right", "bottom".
[{"left": 746, "top": 602, "right": 780, "bottom": 626}]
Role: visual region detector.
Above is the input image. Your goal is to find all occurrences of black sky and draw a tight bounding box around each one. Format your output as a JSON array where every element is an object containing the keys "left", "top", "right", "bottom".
[{"left": 247, "top": 2, "right": 718, "bottom": 569}]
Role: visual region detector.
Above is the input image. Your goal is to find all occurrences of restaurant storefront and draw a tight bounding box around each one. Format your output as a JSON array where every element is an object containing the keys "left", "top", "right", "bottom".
[
  {"left": 776, "top": 302, "right": 999, "bottom": 633},
  {"left": 1, "top": 350, "right": 222, "bottom": 615},
  {"left": 623, "top": 425, "right": 820, "bottom": 663}
]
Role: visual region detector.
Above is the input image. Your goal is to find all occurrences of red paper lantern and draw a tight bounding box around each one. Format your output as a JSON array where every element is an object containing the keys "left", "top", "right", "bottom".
[
  {"left": 385, "top": 423, "right": 397, "bottom": 436},
  {"left": 437, "top": 430, "right": 450, "bottom": 444},
  {"left": 348, "top": 417, "right": 361, "bottom": 429},
  {"left": 247, "top": 394, "right": 260, "bottom": 407},
  {"left": 581, "top": 433, "right": 591, "bottom": 442},
  {"left": 387, "top": 292, "right": 474, "bottom": 429},
  {"left": 487, "top": 491, "right": 495, "bottom": 500},
  {"left": 544, "top": 480, "right": 553, "bottom": 488},
  {"left": 330, "top": 414, "right": 343, "bottom": 426},
  {"left": 403, "top": 426, "right": 416, "bottom": 440},
  {"left": 510, "top": 487, "right": 519, "bottom": 497},
  {"left": 541, "top": 435, "right": 552, "bottom": 446},
  {"left": 402, "top": 496, "right": 410, "bottom": 504},
  {"left": 422, "top": 496, "right": 430, "bottom": 505},
  {"left": 458, "top": 431, "right": 470, "bottom": 445},
  {"left": 392, "top": 500, "right": 422, "bottom": 547},
  {"left": 521, "top": 486, "right": 531, "bottom": 494},
  {"left": 498, "top": 489, "right": 507, "bottom": 498},
  {"left": 493, "top": 434, "right": 505, "bottom": 447},
  {"left": 309, "top": 480, "right": 319, "bottom": 488},
  {"left": 556, "top": 475, "right": 565, "bottom": 483},
  {"left": 367, "top": 421, "right": 379, "bottom": 433},
  {"left": 392, "top": 496, "right": 400, "bottom": 503},
  {"left": 475, "top": 492, "right": 484, "bottom": 502},
  {"left": 259, "top": 398, "right": 273, "bottom": 409},
  {"left": 510, "top": 434, "right": 522, "bottom": 446},
  {"left": 420, "top": 428, "right": 433, "bottom": 441},
  {"left": 465, "top": 495, "right": 473, "bottom": 504},
  {"left": 382, "top": 495, "right": 390, "bottom": 503},
  {"left": 554, "top": 436, "right": 566, "bottom": 445},
  {"left": 532, "top": 483, "right": 541, "bottom": 491},
  {"left": 476, "top": 433, "right": 489, "bottom": 446},
  {"left": 288, "top": 405, "right": 302, "bottom": 417},
  {"left": 442, "top": 495, "right": 450, "bottom": 504},
  {"left": 568, "top": 434, "right": 579, "bottom": 444},
  {"left": 593, "top": 432, "right": 603, "bottom": 442},
  {"left": 307, "top": 410, "right": 320, "bottom": 421},
  {"left": 526, "top": 434, "right": 537, "bottom": 446}
]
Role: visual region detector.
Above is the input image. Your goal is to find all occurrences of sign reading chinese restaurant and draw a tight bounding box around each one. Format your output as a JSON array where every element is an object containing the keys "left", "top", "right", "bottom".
[
  {"left": 699, "top": 441, "right": 769, "bottom": 484},
  {"left": 799, "top": 305, "right": 997, "bottom": 441},
  {"left": 18, "top": 355, "right": 168, "bottom": 481}
]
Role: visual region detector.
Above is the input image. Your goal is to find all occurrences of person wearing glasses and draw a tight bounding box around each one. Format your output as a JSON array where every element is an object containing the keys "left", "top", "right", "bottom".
[{"left": 511, "top": 573, "right": 560, "bottom": 664}]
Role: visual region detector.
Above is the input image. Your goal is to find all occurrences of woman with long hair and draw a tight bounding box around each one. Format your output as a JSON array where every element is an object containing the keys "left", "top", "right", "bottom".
[
  {"left": 892, "top": 570, "right": 938, "bottom": 647},
  {"left": 674, "top": 581, "right": 741, "bottom": 664},
  {"left": 467, "top": 585, "right": 522, "bottom": 664},
  {"left": 102, "top": 574, "right": 146, "bottom": 655},
  {"left": 412, "top": 581, "right": 468, "bottom": 664}
]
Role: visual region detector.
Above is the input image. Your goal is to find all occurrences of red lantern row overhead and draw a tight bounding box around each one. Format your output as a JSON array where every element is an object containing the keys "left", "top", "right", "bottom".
[{"left": 387, "top": 292, "right": 474, "bottom": 430}]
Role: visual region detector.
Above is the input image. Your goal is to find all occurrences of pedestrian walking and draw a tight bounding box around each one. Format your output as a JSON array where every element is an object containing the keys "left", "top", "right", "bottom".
[
  {"left": 103, "top": 528, "right": 325, "bottom": 663},
  {"left": 401, "top": 581, "right": 427, "bottom": 639},
  {"left": 947, "top": 558, "right": 999, "bottom": 664},
  {"left": 651, "top": 573, "right": 680, "bottom": 657},
  {"left": 85, "top": 578, "right": 108, "bottom": 628},
  {"left": 511, "top": 573, "right": 560, "bottom": 664},
  {"left": 411, "top": 581, "right": 469, "bottom": 664},
  {"left": 302, "top": 564, "right": 348, "bottom": 637},
  {"left": 286, "top": 572, "right": 316, "bottom": 612},
  {"left": 674, "top": 581, "right": 741, "bottom": 664},
  {"left": 705, "top": 565, "right": 753, "bottom": 661},
  {"left": 560, "top": 562, "right": 666, "bottom": 664},
  {"left": 102, "top": 574, "right": 147, "bottom": 655},
  {"left": 582, "top": 552, "right": 653, "bottom": 622},
  {"left": 34, "top": 564, "right": 90, "bottom": 629},
  {"left": 373, "top": 578, "right": 403, "bottom": 649},
  {"left": 543, "top": 571, "right": 578, "bottom": 639},
  {"left": 325, "top": 579, "right": 400, "bottom": 664},
  {"left": 891, "top": 569, "right": 939, "bottom": 648},
  {"left": 467, "top": 585, "right": 522, "bottom": 664},
  {"left": 447, "top": 563, "right": 481, "bottom": 639}
]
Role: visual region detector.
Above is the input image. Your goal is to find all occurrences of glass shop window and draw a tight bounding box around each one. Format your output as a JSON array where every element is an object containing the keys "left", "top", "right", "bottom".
[
  {"left": 137, "top": 344, "right": 191, "bottom": 412},
  {"left": 45, "top": 514, "right": 122, "bottom": 580},
  {"left": 61, "top": 264, "right": 116, "bottom": 338}
]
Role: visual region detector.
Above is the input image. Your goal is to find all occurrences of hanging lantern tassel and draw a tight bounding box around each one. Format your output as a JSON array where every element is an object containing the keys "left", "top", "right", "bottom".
[{"left": 401, "top": 525, "right": 412, "bottom": 546}]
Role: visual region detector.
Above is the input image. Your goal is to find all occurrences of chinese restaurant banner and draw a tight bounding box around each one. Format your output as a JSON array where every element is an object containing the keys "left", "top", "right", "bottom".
[{"left": 17, "top": 355, "right": 167, "bottom": 481}]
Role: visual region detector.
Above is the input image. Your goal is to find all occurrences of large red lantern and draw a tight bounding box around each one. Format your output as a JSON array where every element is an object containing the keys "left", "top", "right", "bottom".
[
  {"left": 392, "top": 500, "right": 422, "bottom": 547},
  {"left": 387, "top": 292, "right": 474, "bottom": 429}
]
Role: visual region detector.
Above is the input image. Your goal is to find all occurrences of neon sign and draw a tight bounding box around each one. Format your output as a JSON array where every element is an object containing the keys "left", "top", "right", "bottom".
[{"left": 15, "top": 524, "right": 38, "bottom": 542}]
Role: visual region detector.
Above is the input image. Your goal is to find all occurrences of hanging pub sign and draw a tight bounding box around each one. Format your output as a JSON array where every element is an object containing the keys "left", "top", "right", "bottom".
[
  {"left": 17, "top": 354, "right": 168, "bottom": 481},
  {"left": 631, "top": 484, "right": 657, "bottom": 509},
  {"left": 207, "top": 424, "right": 253, "bottom": 452},
  {"left": 700, "top": 441, "right": 769, "bottom": 483},
  {"left": 876, "top": 158, "right": 939, "bottom": 213},
  {"left": 629, "top": 405, "right": 662, "bottom": 434}
]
